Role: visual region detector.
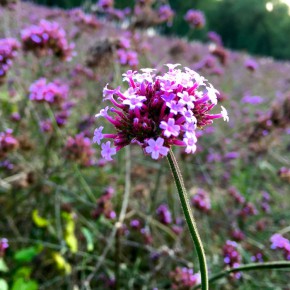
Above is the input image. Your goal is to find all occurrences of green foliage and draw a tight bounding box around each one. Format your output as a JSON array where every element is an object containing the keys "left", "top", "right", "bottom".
[
  {"left": 14, "top": 246, "right": 42, "bottom": 263},
  {"left": 0, "top": 279, "right": 8, "bottom": 290}
]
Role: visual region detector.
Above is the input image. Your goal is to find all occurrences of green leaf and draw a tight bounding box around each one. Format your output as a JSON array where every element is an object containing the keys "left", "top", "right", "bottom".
[
  {"left": 11, "top": 278, "right": 38, "bottom": 290},
  {"left": 0, "top": 258, "right": 8, "bottom": 273},
  {"left": 14, "top": 246, "right": 41, "bottom": 263},
  {"left": 81, "top": 227, "right": 94, "bottom": 252},
  {"left": 0, "top": 279, "right": 8, "bottom": 290}
]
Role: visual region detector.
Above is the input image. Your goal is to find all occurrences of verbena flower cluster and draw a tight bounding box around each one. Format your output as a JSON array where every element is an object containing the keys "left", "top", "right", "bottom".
[
  {"left": 0, "top": 129, "right": 19, "bottom": 158},
  {"left": 93, "top": 64, "right": 228, "bottom": 161},
  {"left": 270, "top": 234, "right": 290, "bottom": 260},
  {"left": 191, "top": 188, "right": 211, "bottom": 213},
  {"left": 184, "top": 9, "right": 205, "bottom": 29},
  {"left": 0, "top": 38, "right": 20, "bottom": 83},
  {"left": 64, "top": 133, "right": 95, "bottom": 166},
  {"left": 69, "top": 8, "right": 101, "bottom": 29},
  {"left": 170, "top": 267, "right": 201, "bottom": 289},
  {"left": 158, "top": 4, "right": 175, "bottom": 26},
  {"left": 156, "top": 204, "right": 172, "bottom": 225},
  {"left": 222, "top": 240, "right": 242, "bottom": 279},
  {"left": 91, "top": 187, "right": 116, "bottom": 219},
  {"left": 0, "top": 238, "right": 9, "bottom": 257},
  {"left": 21, "top": 20, "right": 75, "bottom": 61},
  {"left": 29, "top": 78, "right": 68, "bottom": 106}
]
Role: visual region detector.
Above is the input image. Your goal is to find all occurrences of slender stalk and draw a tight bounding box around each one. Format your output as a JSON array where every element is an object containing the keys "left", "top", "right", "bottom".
[
  {"left": 193, "top": 261, "right": 290, "bottom": 289},
  {"left": 167, "top": 149, "right": 208, "bottom": 290}
]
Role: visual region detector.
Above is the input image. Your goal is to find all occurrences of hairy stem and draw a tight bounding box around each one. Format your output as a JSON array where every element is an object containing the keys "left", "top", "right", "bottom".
[
  {"left": 167, "top": 149, "right": 208, "bottom": 290},
  {"left": 193, "top": 261, "right": 290, "bottom": 289}
]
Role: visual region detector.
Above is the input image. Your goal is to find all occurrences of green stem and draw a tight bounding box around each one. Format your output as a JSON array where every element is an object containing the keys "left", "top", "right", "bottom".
[
  {"left": 193, "top": 261, "right": 290, "bottom": 289},
  {"left": 167, "top": 149, "right": 208, "bottom": 290}
]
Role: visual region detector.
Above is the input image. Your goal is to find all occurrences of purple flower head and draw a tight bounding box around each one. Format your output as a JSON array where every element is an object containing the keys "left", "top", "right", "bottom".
[
  {"left": 0, "top": 129, "right": 19, "bottom": 158},
  {"left": 0, "top": 238, "right": 9, "bottom": 256},
  {"left": 97, "top": 0, "right": 114, "bottom": 10},
  {"left": 0, "top": 38, "right": 20, "bottom": 82},
  {"left": 29, "top": 78, "right": 68, "bottom": 106},
  {"left": 270, "top": 234, "right": 290, "bottom": 260},
  {"left": 245, "top": 59, "right": 258, "bottom": 71},
  {"left": 207, "top": 31, "right": 223, "bottom": 46},
  {"left": 65, "top": 133, "right": 95, "bottom": 166},
  {"left": 158, "top": 5, "right": 175, "bottom": 26},
  {"left": 156, "top": 204, "right": 172, "bottom": 225},
  {"left": 21, "top": 20, "right": 75, "bottom": 61},
  {"left": 93, "top": 64, "right": 227, "bottom": 161},
  {"left": 223, "top": 240, "right": 242, "bottom": 279},
  {"left": 184, "top": 9, "right": 205, "bottom": 29},
  {"left": 242, "top": 95, "right": 264, "bottom": 105},
  {"left": 191, "top": 188, "right": 211, "bottom": 213},
  {"left": 170, "top": 267, "right": 201, "bottom": 289}
]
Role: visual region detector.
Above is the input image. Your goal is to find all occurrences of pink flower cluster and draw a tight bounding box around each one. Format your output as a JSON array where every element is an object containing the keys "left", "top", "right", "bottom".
[
  {"left": 0, "top": 129, "right": 19, "bottom": 158},
  {"left": 184, "top": 9, "right": 205, "bottom": 29},
  {"left": 93, "top": 64, "right": 228, "bottom": 161},
  {"left": 97, "top": 0, "right": 114, "bottom": 10},
  {"left": 29, "top": 78, "right": 68, "bottom": 106},
  {"left": 0, "top": 38, "right": 20, "bottom": 83},
  {"left": 158, "top": 5, "right": 175, "bottom": 26},
  {"left": 191, "top": 188, "right": 211, "bottom": 213},
  {"left": 223, "top": 240, "right": 242, "bottom": 279},
  {"left": 69, "top": 8, "right": 101, "bottom": 29},
  {"left": 21, "top": 20, "right": 75, "bottom": 61},
  {"left": 156, "top": 204, "right": 172, "bottom": 225},
  {"left": 170, "top": 267, "right": 201, "bottom": 290},
  {"left": 91, "top": 187, "right": 116, "bottom": 220},
  {"left": 64, "top": 133, "right": 95, "bottom": 166},
  {"left": 238, "top": 202, "right": 258, "bottom": 219},
  {"left": 0, "top": 238, "right": 9, "bottom": 257},
  {"left": 117, "top": 49, "right": 138, "bottom": 67},
  {"left": 270, "top": 234, "right": 290, "bottom": 260}
]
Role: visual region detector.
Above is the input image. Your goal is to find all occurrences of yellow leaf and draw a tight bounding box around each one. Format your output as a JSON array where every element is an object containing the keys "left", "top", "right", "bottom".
[
  {"left": 51, "top": 252, "right": 71, "bottom": 275},
  {"left": 32, "top": 210, "right": 49, "bottom": 228},
  {"left": 63, "top": 213, "right": 78, "bottom": 254}
]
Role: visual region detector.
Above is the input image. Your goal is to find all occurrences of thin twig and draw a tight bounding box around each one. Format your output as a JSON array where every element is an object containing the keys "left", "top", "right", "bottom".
[{"left": 84, "top": 146, "right": 131, "bottom": 288}]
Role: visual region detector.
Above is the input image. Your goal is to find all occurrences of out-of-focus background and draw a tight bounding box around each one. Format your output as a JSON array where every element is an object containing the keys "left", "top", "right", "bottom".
[{"left": 33, "top": 0, "right": 290, "bottom": 60}]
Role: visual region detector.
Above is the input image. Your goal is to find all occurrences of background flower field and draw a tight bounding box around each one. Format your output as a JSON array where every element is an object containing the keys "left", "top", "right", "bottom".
[{"left": 0, "top": 1, "right": 290, "bottom": 289}]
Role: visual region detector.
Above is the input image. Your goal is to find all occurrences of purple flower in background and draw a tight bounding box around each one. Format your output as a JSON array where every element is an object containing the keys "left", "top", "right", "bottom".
[
  {"left": 0, "top": 238, "right": 9, "bottom": 256},
  {"left": 191, "top": 188, "right": 211, "bottom": 213},
  {"left": 97, "top": 0, "right": 114, "bottom": 10},
  {"left": 0, "top": 129, "right": 19, "bottom": 158},
  {"left": 245, "top": 59, "right": 258, "bottom": 71},
  {"left": 270, "top": 234, "right": 290, "bottom": 260},
  {"left": 158, "top": 5, "right": 175, "bottom": 26},
  {"left": 29, "top": 78, "right": 69, "bottom": 106},
  {"left": 207, "top": 31, "right": 223, "bottom": 46},
  {"left": 156, "top": 204, "right": 172, "bottom": 225},
  {"left": 242, "top": 95, "right": 264, "bottom": 105},
  {"left": 93, "top": 64, "right": 228, "bottom": 161},
  {"left": 0, "top": 38, "right": 20, "bottom": 83},
  {"left": 223, "top": 240, "right": 242, "bottom": 279},
  {"left": 170, "top": 267, "right": 201, "bottom": 289},
  {"left": 21, "top": 20, "right": 75, "bottom": 61},
  {"left": 64, "top": 133, "right": 95, "bottom": 166},
  {"left": 184, "top": 9, "right": 205, "bottom": 29}
]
